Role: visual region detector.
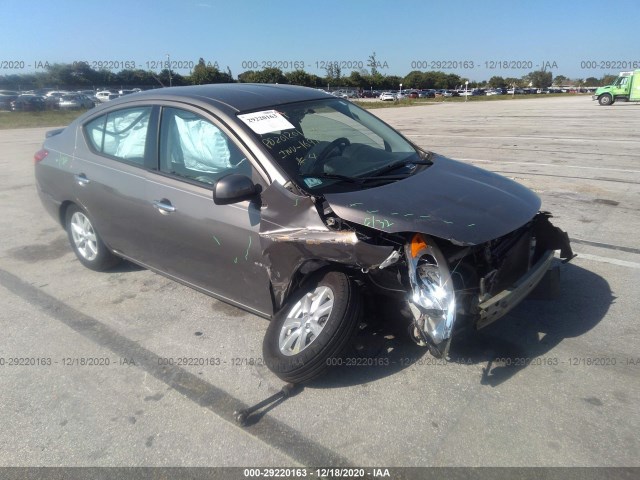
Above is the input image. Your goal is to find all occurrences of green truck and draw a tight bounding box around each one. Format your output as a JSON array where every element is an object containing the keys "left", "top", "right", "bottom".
[{"left": 593, "top": 70, "right": 640, "bottom": 105}]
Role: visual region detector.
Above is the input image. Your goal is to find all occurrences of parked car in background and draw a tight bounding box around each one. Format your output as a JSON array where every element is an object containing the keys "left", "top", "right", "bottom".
[
  {"left": 0, "top": 90, "right": 20, "bottom": 110},
  {"left": 34, "top": 84, "right": 573, "bottom": 383},
  {"left": 45, "top": 91, "right": 69, "bottom": 99},
  {"left": 59, "top": 94, "right": 96, "bottom": 110},
  {"left": 96, "top": 91, "right": 118, "bottom": 102},
  {"left": 10, "top": 95, "right": 46, "bottom": 111},
  {"left": 379, "top": 92, "right": 395, "bottom": 101}
]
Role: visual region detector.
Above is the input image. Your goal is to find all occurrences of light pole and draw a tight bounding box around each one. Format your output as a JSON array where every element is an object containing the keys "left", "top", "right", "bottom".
[
  {"left": 464, "top": 80, "right": 468, "bottom": 101},
  {"left": 167, "top": 54, "right": 172, "bottom": 87},
  {"left": 399, "top": 83, "right": 402, "bottom": 99}
]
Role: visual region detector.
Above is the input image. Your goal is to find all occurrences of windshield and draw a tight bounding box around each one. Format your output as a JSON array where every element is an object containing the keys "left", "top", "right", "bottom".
[{"left": 238, "top": 98, "right": 423, "bottom": 192}]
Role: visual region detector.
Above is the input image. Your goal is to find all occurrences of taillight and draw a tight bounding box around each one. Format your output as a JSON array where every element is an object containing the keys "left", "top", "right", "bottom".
[{"left": 34, "top": 149, "right": 49, "bottom": 163}]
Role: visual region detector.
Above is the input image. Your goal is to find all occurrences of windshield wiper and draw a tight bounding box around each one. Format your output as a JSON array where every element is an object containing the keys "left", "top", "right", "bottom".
[
  {"left": 300, "top": 172, "right": 361, "bottom": 183},
  {"left": 300, "top": 172, "right": 407, "bottom": 185},
  {"left": 367, "top": 156, "right": 433, "bottom": 177}
]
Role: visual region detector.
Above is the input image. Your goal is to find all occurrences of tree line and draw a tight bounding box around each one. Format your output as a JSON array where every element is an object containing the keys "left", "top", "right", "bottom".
[{"left": 0, "top": 57, "right": 616, "bottom": 91}]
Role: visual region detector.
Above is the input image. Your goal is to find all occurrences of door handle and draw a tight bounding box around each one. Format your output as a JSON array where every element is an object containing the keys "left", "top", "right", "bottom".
[
  {"left": 74, "top": 173, "right": 90, "bottom": 186},
  {"left": 153, "top": 199, "right": 176, "bottom": 214}
]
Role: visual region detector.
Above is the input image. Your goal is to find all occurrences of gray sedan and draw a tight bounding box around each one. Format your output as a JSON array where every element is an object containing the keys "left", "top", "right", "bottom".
[{"left": 34, "top": 84, "right": 574, "bottom": 383}]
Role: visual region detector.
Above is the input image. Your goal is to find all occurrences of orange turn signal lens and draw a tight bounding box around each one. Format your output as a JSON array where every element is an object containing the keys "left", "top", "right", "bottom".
[{"left": 410, "top": 233, "right": 428, "bottom": 258}]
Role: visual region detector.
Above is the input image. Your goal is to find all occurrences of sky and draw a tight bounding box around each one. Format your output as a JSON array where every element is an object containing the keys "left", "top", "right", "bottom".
[{"left": 1, "top": 0, "right": 639, "bottom": 82}]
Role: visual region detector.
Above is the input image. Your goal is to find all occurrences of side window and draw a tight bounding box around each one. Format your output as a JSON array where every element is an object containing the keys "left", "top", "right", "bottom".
[
  {"left": 84, "top": 107, "right": 152, "bottom": 165},
  {"left": 159, "top": 107, "right": 252, "bottom": 185}
]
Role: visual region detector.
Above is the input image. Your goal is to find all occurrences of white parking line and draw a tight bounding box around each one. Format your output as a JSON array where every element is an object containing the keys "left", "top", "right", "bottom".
[{"left": 574, "top": 252, "right": 640, "bottom": 269}]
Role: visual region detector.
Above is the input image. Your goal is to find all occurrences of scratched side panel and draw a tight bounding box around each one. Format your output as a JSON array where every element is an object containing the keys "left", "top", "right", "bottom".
[{"left": 144, "top": 173, "right": 273, "bottom": 316}]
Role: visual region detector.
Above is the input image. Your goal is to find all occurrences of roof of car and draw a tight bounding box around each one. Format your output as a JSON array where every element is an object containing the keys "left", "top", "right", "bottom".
[{"left": 119, "top": 84, "right": 332, "bottom": 113}]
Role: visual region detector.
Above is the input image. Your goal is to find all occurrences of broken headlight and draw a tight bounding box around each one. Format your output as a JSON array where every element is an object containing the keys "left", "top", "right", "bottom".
[{"left": 404, "top": 234, "right": 456, "bottom": 355}]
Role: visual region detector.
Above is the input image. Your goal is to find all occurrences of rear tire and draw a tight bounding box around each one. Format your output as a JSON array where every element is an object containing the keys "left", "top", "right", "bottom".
[
  {"left": 598, "top": 94, "right": 613, "bottom": 106},
  {"left": 65, "top": 204, "right": 120, "bottom": 271},
  {"left": 263, "top": 270, "right": 361, "bottom": 383}
]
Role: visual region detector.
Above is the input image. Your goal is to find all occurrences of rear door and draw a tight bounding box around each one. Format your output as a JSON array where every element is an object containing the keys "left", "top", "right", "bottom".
[
  {"left": 143, "top": 105, "right": 273, "bottom": 316},
  {"left": 72, "top": 104, "right": 157, "bottom": 264}
]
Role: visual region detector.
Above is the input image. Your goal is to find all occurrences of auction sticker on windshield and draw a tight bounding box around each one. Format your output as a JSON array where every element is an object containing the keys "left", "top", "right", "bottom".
[{"left": 238, "top": 110, "right": 295, "bottom": 134}]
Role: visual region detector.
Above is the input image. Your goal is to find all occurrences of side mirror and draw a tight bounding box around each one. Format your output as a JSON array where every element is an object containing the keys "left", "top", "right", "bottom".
[{"left": 213, "top": 174, "right": 261, "bottom": 205}]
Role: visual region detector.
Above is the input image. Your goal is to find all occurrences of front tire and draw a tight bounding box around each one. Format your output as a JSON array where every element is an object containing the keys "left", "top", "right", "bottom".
[
  {"left": 263, "top": 270, "right": 361, "bottom": 383},
  {"left": 598, "top": 94, "right": 613, "bottom": 106},
  {"left": 65, "top": 204, "right": 120, "bottom": 271}
]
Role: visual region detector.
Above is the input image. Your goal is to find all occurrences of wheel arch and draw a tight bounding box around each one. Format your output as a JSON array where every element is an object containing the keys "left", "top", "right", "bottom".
[
  {"left": 272, "top": 259, "right": 360, "bottom": 313},
  {"left": 59, "top": 200, "right": 75, "bottom": 229}
]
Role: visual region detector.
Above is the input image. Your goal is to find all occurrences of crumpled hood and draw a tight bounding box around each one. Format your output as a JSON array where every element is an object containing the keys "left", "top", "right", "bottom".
[{"left": 324, "top": 155, "right": 541, "bottom": 245}]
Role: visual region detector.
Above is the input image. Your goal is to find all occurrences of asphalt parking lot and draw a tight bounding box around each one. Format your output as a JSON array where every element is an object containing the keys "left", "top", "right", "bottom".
[{"left": 0, "top": 96, "right": 639, "bottom": 468}]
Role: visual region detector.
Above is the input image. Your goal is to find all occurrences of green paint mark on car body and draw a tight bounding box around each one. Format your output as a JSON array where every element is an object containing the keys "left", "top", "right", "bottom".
[
  {"left": 364, "top": 215, "right": 394, "bottom": 230},
  {"left": 244, "top": 236, "right": 252, "bottom": 261}
]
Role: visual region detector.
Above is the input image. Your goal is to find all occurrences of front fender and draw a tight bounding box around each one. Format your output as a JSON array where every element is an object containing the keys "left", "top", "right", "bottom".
[{"left": 259, "top": 182, "right": 393, "bottom": 310}]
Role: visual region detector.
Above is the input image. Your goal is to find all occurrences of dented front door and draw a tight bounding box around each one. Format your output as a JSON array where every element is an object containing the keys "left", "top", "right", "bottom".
[{"left": 144, "top": 173, "right": 273, "bottom": 316}]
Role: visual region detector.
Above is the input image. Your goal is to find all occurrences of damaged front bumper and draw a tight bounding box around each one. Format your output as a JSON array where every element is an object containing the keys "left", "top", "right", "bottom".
[
  {"left": 476, "top": 249, "right": 555, "bottom": 329},
  {"left": 402, "top": 214, "right": 573, "bottom": 357}
]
